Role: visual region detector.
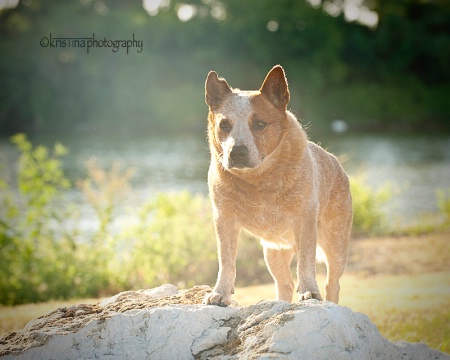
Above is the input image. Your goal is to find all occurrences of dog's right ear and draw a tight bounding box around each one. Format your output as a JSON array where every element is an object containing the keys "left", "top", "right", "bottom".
[
  {"left": 205, "top": 71, "right": 232, "bottom": 110},
  {"left": 260, "top": 65, "right": 290, "bottom": 109}
]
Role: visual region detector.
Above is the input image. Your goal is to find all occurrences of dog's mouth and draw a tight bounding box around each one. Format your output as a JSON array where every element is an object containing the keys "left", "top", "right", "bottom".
[
  {"left": 225, "top": 155, "right": 265, "bottom": 171},
  {"left": 229, "top": 158, "right": 251, "bottom": 169},
  {"left": 220, "top": 155, "right": 253, "bottom": 170}
]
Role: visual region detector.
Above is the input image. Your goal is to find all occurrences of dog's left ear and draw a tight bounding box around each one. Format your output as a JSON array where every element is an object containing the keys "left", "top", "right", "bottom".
[
  {"left": 260, "top": 65, "right": 290, "bottom": 109},
  {"left": 205, "top": 71, "right": 232, "bottom": 110}
]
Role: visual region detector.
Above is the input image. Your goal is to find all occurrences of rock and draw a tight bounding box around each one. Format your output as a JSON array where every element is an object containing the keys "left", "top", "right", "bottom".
[
  {"left": 98, "top": 283, "right": 179, "bottom": 306},
  {"left": 0, "top": 285, "right": 448, "bottom": 360}
]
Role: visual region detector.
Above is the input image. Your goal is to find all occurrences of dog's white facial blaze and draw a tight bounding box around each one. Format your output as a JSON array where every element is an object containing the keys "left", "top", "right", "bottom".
[{"left": 218, "top": 93, "right": 262, "bottom": 170}]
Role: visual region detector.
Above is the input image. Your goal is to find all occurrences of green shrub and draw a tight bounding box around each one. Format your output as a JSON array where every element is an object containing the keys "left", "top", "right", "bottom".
[
  {"left": 0, "top": 135, "right": 123, "bottom": 304},
  {"left": 0, "top": 134, "right": 76, "bottom": 305},
  {"left": 350, "top": 175, "right": 392, "bottom": 235},
  {"left": 0, "top": 137, "right": 220, "bottom": 304},
  {"left": 120, "top": 191, "right": 218, "bottom": 289},
  {"left": 436, "top": 188, "right": 450, "bottom": 226}
]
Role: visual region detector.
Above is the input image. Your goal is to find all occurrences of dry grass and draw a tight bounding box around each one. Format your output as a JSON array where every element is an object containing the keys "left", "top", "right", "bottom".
[
  {"left": 346, "top": 231, "right": 450, "bottom": 276},
  {"left": 0, "top": 298, "right": 100, "bottom": 337}
]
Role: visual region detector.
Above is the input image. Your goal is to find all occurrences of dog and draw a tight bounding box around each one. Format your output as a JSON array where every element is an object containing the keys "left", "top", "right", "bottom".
[{"left": 203, "top": 65, "right": 352, "bottom": 306}]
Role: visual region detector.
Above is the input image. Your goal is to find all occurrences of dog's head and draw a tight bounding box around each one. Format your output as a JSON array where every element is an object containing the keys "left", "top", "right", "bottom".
[{"left": 205, "top": 65, "right": 290, "bottom": 171}]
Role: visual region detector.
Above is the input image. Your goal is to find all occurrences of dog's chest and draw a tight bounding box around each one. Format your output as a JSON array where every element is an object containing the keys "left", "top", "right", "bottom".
[{"left": 231, "top": 187, "right": 297, "bottom": 244}]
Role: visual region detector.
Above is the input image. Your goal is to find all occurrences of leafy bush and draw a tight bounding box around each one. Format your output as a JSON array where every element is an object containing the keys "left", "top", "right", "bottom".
[
  {"left": 436, "top": 188, "right": 450, "bottom": 226},
  {"left": 0, "top": 134, "right": 76, "bottom": 305},
  {"left": 120, "top": 191, "right": 218, "bottom": 289},
  {"left": 0, "top": 135, "right": 131, "bottom": 304},
  {"left": 0, "top": 136, "right": 219, "bottom": 304},
  {"left": 350, "top": 175, "right": 392, "bottom": 236}
]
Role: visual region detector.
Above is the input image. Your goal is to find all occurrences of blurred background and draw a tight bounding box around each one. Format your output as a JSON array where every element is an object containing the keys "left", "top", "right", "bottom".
[
  {"left": 0, "top": 0, "right": 449, "bottom": 306},
  {"left": 1, "top": 0, "right": 449, "bottom": 135}
]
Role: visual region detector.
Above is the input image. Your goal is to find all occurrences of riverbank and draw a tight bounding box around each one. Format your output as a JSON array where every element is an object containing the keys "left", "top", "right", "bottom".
[{"left": 1, "top": 230, "right": 449, "bottom": 353}]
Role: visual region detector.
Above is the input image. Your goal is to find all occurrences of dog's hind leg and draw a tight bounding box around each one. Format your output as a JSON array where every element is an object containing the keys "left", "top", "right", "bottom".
[
  {"left": 318, "top": 214, "right": 351, "bottom": 303},
  {"left": 263, "top": 246, "right": 295, "bottom": 302},
  {"left": 321, "top": 240, "right": 348, "bottom": 303}
]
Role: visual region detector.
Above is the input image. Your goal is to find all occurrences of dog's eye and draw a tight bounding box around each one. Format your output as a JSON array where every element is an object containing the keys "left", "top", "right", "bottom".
[
  {"left": 253, "top": 120, "right": 267, "bottom": 131},
  {"left": 219, "top": 120, "right": 232, "bottom": 132}
]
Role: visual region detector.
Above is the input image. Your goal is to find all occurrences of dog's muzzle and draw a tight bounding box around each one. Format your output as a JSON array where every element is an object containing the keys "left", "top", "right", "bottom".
[{"left": 229, "top": 145, "right": 250, "bottom": 168}]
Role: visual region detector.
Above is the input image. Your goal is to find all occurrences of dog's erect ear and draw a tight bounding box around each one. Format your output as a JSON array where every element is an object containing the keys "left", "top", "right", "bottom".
[
  {"left": 260, "top": 65, "right": 290, "bottom": 109},
  {"left": 205, "top": 71, "right": 232, "bottom": 110}
]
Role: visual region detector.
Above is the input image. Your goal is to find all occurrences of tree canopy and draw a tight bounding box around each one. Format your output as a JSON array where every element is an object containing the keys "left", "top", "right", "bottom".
[{"left": 0, "top": 0, "right": 449, "bottom": 134}]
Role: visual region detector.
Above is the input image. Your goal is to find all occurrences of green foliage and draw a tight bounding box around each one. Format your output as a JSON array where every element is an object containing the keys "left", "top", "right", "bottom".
[
  {"left": 0, "top": 136, "right": 218, "bottom": 304},
  {"left": 0, "top": 134, "right": 77, "bottom": 305},
  {"left": 350, "top": 175, "right": 392, "bottom": 235},
  {"left": 436, "top": 188, "right": 450, "bottom": 226},
  {"left": 11, "top": 133, "right": 69, "bottom": 213},
  {"left": 0, "top": 0, "right": 449, "bottom": 134},
  {"left": 121, "top": 192, "right": 218, "bottom": 289},
  {"left": 0, "top": 135, "right": 130, "bottom": 304}
]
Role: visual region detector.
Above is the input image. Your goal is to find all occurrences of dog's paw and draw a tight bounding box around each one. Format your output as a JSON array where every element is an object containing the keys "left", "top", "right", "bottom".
[
  {"left": 299, "top": 291, "right": 323, "bottom": 301},
  {"left": 203, "top": 291, "right": 232, "bottom": 307}
]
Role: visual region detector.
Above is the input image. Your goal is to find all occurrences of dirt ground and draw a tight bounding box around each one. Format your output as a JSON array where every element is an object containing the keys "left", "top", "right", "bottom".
[{"left": 345, "top": 229, "right": 450, "bottom": 276}]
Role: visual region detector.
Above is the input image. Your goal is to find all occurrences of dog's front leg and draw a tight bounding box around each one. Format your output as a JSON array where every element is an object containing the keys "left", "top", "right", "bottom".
[
  {"left": 203, "top": 217, "right": 240, "bottom": 307},
  {"left": 296, "top": 221, "right": 322, "bottom": 301}
]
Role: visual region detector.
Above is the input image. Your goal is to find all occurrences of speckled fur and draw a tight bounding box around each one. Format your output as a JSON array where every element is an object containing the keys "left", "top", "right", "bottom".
[{"left": 204, "top": 66, "right": 352, "bottom": 306}]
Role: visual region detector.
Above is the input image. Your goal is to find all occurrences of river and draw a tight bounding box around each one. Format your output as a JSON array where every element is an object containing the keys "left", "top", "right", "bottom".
[{"left": 1, "top": 131, "right": 450, "bottom": 227}]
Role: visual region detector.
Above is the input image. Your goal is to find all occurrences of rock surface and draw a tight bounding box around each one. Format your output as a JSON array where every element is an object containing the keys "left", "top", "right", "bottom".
[{"left": 0, "top": 284, "right": 448, "bottom": 360}]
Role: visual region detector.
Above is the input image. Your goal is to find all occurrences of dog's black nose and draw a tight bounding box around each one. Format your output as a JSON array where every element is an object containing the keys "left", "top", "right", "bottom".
[
  {"left": 230, "top": 145, "right": 249, "bottom": 168},
  {"left": 230, "top": 145, "right": 248, "bottom": 160}
]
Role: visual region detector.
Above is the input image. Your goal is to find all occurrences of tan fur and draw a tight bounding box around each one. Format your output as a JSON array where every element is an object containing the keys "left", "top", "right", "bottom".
[{"left": 203, "top": 65, "right": 352, "bottom": 306}]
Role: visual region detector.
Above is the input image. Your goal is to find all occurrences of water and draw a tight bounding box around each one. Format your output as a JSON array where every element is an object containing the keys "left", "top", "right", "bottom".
[
  {"left": 318, "top": 133, "right": 450, "bottom": 224},
  {"left": 1, "top": 131, "right": 450, "bottom": 226}
]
